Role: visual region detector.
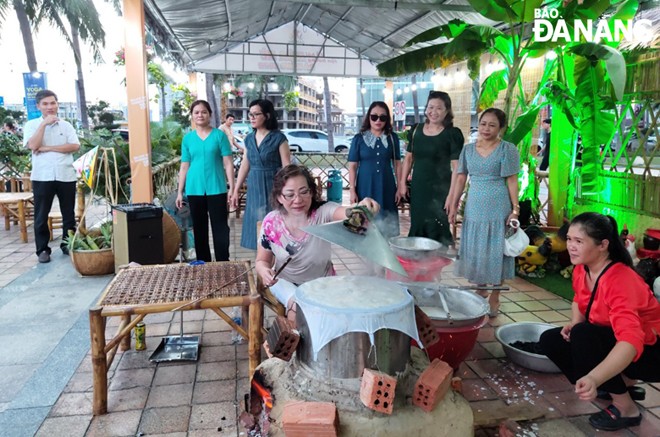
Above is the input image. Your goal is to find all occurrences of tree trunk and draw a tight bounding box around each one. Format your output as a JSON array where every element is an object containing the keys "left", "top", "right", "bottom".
[
  {"left": 323, "top": 77, "right": 334, "bottom": 152},
  {"left": 205, "top": 73, "right": 220, "bottom": 127},
  {"left": 71, "top": 26, "right": 89, "bottom": 129},
  {"left": 14, "top": 0, "right": 38, "bottom": 72},
  {"left": 411, "top": 75, "right": 419, "bottom": 124}
]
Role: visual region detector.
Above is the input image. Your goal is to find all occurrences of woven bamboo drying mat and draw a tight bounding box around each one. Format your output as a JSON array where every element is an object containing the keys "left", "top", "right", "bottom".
[{"left": 98, "top": 261, "right": 252, "bottom": 306}]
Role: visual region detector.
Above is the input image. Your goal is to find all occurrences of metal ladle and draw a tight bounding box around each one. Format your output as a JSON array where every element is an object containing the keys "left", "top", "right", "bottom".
[{"left": 438, "top": 289, "right": 452, "bottom": 325}]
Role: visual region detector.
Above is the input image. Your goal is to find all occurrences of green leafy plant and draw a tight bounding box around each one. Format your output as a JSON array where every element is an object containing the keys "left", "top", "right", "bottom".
[
  {"left": 0, "top": 133, "right": 31, "bottom": 177},
  {"left": 283, "top": 91, "right": 300, "bottom": 112},
  {"left": 66, "top": 221, "right": 112, "bottom": 251},
  {"left": 377, "top": 0, "right": 638, "bottom": 221}
]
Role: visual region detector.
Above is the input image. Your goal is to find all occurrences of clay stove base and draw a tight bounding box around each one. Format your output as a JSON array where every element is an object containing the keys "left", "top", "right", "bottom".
[{"left": 256, "top": 350, "right": 473, "bottom": 437}]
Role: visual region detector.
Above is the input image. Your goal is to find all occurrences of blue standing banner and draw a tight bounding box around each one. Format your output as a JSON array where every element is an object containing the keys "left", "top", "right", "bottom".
[{"left": 23, "top": 72, "right": 47, "bottom": 120}]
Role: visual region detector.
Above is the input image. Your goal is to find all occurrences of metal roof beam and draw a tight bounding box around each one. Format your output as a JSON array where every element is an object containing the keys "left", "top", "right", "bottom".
[{"left": 279, "top": 0, "right": 474, "bottom": 12}]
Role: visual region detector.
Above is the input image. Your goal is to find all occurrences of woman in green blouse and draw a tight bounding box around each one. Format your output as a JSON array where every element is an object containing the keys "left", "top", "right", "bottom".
[{"left": 176, "top": 100, "right": 235, "bottom": 261}]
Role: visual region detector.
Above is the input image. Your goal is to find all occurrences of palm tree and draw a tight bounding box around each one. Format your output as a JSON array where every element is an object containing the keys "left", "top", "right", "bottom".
[
  {"left": 2, "top": 0, "right": 115, "bottom": 129},
  {"left": 39, "top": 0, "right": 112, "bottom": 129},
  {"left": 2, "top": 0, "right": 40, "bottom": 72}
]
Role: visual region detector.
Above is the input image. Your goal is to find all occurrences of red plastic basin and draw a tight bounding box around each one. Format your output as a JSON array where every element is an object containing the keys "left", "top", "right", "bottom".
[
  {"left": 386, "top": 255, "right": 452, "bottom": 282},
  {"left": 415, "top": 316, "right": 488, "bottom": 369}
]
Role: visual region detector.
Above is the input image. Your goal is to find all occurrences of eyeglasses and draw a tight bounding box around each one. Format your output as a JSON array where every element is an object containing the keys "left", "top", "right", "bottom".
[
  {"left": 370, "top": 114, "right": 388, "bottom": 122},
  {"left": 248, "top": 112, "right": 263, "bottom": 119},
  {"left": 281, "top": 188, "right": 312, "bottom": 201}
]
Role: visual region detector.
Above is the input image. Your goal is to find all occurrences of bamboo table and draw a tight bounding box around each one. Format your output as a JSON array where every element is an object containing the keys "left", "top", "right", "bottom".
[
  {"left": 89, "top": 261, "right": 263, "bottom": 415},
  {"left": 0, "top": 192, "right": 34, "bottom": 242}
]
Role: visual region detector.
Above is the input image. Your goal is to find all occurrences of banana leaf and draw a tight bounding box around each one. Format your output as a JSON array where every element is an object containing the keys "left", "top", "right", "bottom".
[
  {"left": 504, "top": 104, "right": 542, "bottom": 147},
  {"left": 478, "top": 69, "right": 508, "bottom": 111},
  {"left": 404, "top": 19, "right": 469, "bottom": 47},
  {"left": 573, "top": 61, "right": 616, "bottom": 196},
  {"left": 571, "top": 43, "right": 626, "bottom": 100},
  {"left": 378, "top": 25, "right": 502, "bottom": 77},
  {"left": 377, "top": 43, "right": 458, "bottom": 77}
]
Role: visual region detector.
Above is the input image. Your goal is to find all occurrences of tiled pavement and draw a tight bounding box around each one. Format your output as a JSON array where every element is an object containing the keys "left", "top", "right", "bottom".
[{"left": 1, "top": 204, "right": 660, "bottom": 437}]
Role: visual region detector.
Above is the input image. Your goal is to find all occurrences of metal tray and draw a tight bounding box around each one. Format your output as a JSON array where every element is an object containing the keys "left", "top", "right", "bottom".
[{"left": 149, "top": 335, "right": 200, "bottom": 362}]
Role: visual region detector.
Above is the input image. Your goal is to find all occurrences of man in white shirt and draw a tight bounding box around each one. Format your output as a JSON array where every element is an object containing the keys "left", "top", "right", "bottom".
[
  {"left": 219, "top": 114, "right": 244, "bottom": 153},
  {"left": 24, "top": 90, "right": 80, "bottom": 263}
]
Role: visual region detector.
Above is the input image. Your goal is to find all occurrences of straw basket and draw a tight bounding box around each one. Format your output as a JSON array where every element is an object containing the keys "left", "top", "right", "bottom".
[{"left": 71, "top": 248, "right": 115, "bottom": 276}]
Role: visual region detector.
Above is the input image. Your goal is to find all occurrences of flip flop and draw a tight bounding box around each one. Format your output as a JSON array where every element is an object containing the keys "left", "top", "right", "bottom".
[
  {"left": 597, "top": 386, "right": 646, "bottom": 401},
  {"left": 589, "top": 405, "right": 642, "bottom": 431}
]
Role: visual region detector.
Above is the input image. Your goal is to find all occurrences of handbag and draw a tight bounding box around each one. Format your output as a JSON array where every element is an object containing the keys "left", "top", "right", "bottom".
[{"left": 504, "top": 219, "right": 529, "bottom": 257}]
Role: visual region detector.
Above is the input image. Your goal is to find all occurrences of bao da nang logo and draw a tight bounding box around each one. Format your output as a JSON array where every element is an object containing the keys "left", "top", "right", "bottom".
[{"left": 533, "top": 8, "right": 653, "bottom": 43}]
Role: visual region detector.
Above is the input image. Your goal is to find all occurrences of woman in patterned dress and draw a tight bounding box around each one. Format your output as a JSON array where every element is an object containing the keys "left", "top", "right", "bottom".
[
  {"left": 231, "top": 99, "right": 291, "bottom": 250},
  {"left": 448, "top": 108, "right": 520, "bottom": 316},
  {"left": 348, "top": 101, "right": 401, "bottom": 238},
  {"left": 256, "top": 165, "right": 380, "bottom": 311}
]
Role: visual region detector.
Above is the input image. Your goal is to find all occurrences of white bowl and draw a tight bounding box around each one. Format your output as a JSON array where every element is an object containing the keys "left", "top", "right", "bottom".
[{"left": 495, "top": 322, "right": 561, "bottom": 373}]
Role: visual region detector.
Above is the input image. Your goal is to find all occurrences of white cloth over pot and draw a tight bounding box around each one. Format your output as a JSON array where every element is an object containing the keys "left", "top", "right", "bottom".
[{"left": 295, "top": 276, "right": 422, "bottom": 360}]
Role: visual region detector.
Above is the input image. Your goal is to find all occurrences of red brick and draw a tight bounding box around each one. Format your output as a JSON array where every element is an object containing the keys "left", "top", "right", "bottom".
[
  {"left": 282, "top": 401, "right": 339, "bottom": 437},
  {"left": 359, "top": 368, "right": 397, "bottom": 415},
  {"left": 413, "top": 359, "right": 453, "bottom": 412},
  {"left": 415, "top": 306, "right": 440, "bottom": 348},
  {"left": 266, "top": 316, "right": 300, "bottom": 362}
]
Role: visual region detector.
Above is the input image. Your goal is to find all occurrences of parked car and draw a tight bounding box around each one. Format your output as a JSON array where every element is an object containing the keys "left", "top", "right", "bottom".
[{"left": 282, "top": 129, "right": 351, "bottom": 153}]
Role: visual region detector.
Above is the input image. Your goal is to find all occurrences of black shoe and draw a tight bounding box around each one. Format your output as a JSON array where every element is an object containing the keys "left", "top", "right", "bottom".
[
  {"left": 589, "top": 405, "right": 642, "bottom": 431},
  {"left": 61, "top": 246, "right": 69, "bottom": 255},
  {"left": 38, "top": 252, "right": 51, "bottom": 263},
  {"left": 597, "top": 386, "right": 646, "bottom": 401}
]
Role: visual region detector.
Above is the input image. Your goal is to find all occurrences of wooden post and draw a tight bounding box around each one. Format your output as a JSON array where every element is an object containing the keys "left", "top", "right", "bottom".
[
  {"left": 123, "top": 0, "right": 153, "bottom": 203},
  {"left": 17, "top": 199, "right": 27, "bottom": 243},
  {"left": 248, "top": 293, "right": 263, "bottom": 378},
  {"left": 120, "top": 314, "right": 131, "bottom": 351},
  {"left": 90, "top": 307, "right": 108, "bottom": 415}
]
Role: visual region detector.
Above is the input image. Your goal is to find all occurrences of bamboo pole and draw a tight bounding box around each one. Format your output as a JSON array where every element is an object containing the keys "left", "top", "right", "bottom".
[
  {"left": 100, "top": 296, "right": 248, "bottom": 317},
  {"left": 119, "top": 315, "right": 131, "bottom": 351},
  {"left": 248, "top": 293, "right": 263, "bottom": 378},
  {"left": 104, "top": 314, "right": 145, "bottom": 354},
  {"left": 90, "top": 307, "right": 108, "bottom": 415}
]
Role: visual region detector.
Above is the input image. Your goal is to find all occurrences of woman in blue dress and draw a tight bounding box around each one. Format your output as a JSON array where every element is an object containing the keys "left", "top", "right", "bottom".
[
  {"left": 348, "top": 101, "right": 401, "bottom": 237},
  {"left": 231, "top": 99, "right": 291, "bottom": 250},
  {"left": 448, "top": 108, "right": 520, "bottom": 316}
]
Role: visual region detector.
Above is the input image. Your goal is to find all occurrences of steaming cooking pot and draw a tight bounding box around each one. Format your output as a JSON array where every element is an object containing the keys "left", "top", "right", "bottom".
[{"left": 294, "top": 276, "right": 419, "bottom": 379}]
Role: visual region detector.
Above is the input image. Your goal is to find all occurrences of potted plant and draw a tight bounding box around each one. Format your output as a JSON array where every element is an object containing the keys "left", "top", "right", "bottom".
[{"left": 67, "top": 221, "right": 114, "bottom": 276}]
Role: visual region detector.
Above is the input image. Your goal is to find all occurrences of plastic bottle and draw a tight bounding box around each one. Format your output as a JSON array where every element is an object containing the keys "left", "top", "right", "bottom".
[{"left": 231, "top": 307, "right": 243, "bottom": 344}]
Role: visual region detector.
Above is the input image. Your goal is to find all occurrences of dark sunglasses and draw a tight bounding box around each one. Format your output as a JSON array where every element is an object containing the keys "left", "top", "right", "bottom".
[{"left": 370, "top": 114, "right": 388, "bottom": 122}]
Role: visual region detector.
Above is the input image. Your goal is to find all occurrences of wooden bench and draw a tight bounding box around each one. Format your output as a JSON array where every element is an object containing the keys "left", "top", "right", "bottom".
[
  {"left": 89, "top": 261, "right": 263, "bottom": 415},
  {"left": 0, "top": 192, "right": 35, "bottom": 243}
]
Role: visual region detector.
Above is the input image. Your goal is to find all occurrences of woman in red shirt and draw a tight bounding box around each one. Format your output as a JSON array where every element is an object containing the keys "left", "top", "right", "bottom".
[{"left": 540, "top": 212, "right": 660, "bottom": 431}]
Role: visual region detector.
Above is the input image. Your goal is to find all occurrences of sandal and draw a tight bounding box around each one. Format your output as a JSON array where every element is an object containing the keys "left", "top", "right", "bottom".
[
  {"left": 597, "top": 386, "right": 646, "bottom": 401},
  {"left": 589, "top": 405, "right": 642, "bottom": 431}
]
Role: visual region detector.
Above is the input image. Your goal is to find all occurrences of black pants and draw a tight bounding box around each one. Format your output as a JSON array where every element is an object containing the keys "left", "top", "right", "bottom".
[
  {"left": 540, "top": 322, "right": 660, "bottom": 394},
  {"left": 187, "top": 193, "right": 230, "bottom": 262},
  {"left": 32, "top": 181, "right": 76, "bottom": 255}
]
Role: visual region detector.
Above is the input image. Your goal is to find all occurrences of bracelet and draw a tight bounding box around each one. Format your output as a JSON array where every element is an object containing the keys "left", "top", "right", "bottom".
[{"left": 512, "top": 204, "right": 520, "bottom": 213}]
